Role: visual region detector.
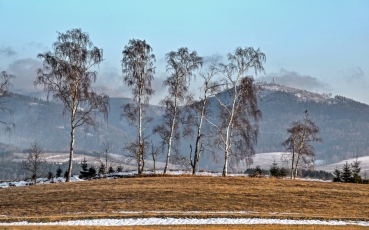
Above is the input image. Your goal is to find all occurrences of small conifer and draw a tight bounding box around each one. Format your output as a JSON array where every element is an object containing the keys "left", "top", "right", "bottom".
[
  {"left": 56, "top": 166, "right": 63, "bottom": 177},
  {"left": 108, "top": 166, "right": 115, "bottom": 174},
  {"left": 279, "top": 167, "right": 287, "bottom": 178},
  {"left": 341, "top": 161, "right": 352, "bottom": 183},
  {"left": 79, "top": 157, "right": 90, "bottom": 179},
  {"left": 332, "top": 167, "right": 341, "bottom": 182},
  {"left": 269, "top": 161, "right": 279, "bottom": 178},
  {"left": 351, "top": 157, "right": 362, "bottom": 183},
  {"left": 64, "top": 170, "right": 69, "bottom": 179},
  {"left": 89, "top": 166, "right": 96, "bottom": 177},
  {"left": 98, "top": 163, "right": 106, "bottom": 175}
]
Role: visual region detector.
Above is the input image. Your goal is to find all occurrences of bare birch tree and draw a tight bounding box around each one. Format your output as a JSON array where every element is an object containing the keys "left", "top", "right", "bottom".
[
  {"left": 121, "top": 39, "right": 155, "bottom": 175},
  {"left": 123, "top": 137, "right": 149, "bottom": 170},
  {"left": 205, "top": 47, "right": 265, "bottom": 176},
  {"left": 149, "top": 141, "right": 160, "bottom": 173},
  {"left": 282, "top": 111, "right": 322, "bottom": 179},
  {"left": 188, "top": 64, "right": 219, "bottom": 174},
  {"left": 35, "top": 28, "right": 109, "bottom": 182},
  {"left": 153, "top": 47, "right": 202, "bottom": 174},
  {"left": 0, "top": 71, "right": 16, "bottom": 133},
  {"left": 95, "top": 140, "right": 115, "bottom": 174},
  {"left": 22, "top": 141, "right": 46, "bottom": 185}
]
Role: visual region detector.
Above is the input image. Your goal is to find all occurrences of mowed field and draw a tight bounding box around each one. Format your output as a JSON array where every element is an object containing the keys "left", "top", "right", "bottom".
[{"left": 0, "top": 176, "right": 368, "bottom": 229}]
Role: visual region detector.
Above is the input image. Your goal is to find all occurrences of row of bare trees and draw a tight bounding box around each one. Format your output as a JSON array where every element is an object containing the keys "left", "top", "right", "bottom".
[
  {"left": 1, "top": 28, "right": 322, "bottom": 182},
  {"left": 34, "top": 28, "right": 266, "bottom": 179},
  {"left": 120, "top": 38, "right": 266, "bottom": 176}
]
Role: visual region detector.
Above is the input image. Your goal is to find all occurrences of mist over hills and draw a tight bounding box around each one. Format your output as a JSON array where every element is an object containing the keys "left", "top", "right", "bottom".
[{"left": 0, "top": 82, "right": 368, "bottom": 170}]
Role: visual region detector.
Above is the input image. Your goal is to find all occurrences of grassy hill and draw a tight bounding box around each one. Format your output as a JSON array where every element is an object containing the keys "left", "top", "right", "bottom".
[{"left": 0, "top": 176, "right": 368, "bottom": 224}]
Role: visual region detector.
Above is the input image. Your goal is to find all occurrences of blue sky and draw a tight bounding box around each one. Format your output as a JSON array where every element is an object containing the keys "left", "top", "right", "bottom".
[{"left": 0, "top": 0, "right": 368, "bottom": 104}]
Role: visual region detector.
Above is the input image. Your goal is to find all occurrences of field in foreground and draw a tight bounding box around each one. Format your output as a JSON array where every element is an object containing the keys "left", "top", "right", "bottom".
[{"left": 0, "top": 176, "right": 368, "bottom": 223}]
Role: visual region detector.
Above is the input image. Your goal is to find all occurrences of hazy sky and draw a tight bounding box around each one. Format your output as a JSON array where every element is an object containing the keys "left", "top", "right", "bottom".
[{"left": 0, "top": 0, "right": 368, "bottom": 104}]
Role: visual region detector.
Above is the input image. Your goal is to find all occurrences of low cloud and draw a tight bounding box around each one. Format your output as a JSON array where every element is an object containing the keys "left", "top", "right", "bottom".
[
  {"left": 345, "top": 67, "right": 365, "bottom": 85},
  {"left": 258, "top": 68, "right": 328, "bottom": 91},
  {"left": 97, "top": 67, "right": 122, "bottom": 88},
  {"left": 27, "top": 42, "right": 47, "bottom": 50},
  {"left": 6, "top": 58, "right": 42, "bottom": 91},
  {"left": 203, "top": 54, "right": 224, "bottom": 65},
  {"left": 23, "top": 42, "right": 49, "bottom": 53},
  {"left": 152, "top": 72, "right": 167, "bottom": 99},
  {"left": 0, "top": 46, "right": 16, "bottom": 57}
]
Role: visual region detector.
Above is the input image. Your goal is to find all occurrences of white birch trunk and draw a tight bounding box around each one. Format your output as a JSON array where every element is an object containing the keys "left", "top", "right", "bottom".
[
  {"left": 192, "top": 97, "right": 207, "bottom": 175},
  {"left": 222, "top": 79, "right": 238, "bottom": 176},
  {"left": 66, "top": 104, "right": 77, "bottom": 182},
  {"left": 291, "top": 150, "right": 295, "bottom": 179},
  {"left": 164, "top": 96, "right": 178, "bottom": 174},
  {"left": 138, "top": 82, "right": 144, "bottom": 174}
]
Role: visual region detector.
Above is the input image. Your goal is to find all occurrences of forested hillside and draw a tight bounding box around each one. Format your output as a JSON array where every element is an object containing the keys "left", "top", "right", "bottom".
[
  {"left": 257, "top": 83, "right": 369, "bottom": 164},
  {"left": 0, "top": 83, "right": 368, "bottom": 169},
  {"left": 0, "top": 94, "right": 163, "bottom": 152}
]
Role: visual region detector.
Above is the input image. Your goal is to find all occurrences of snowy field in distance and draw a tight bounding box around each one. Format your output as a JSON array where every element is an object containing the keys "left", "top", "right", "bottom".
[
  {"left": 316, "top": 155, "right": 369, "bottom": 174},
  {"left": 249, "top": 152, "right": 369, "bottom": 174}
]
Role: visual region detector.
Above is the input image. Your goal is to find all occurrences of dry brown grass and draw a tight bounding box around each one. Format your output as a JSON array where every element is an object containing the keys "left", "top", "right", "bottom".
[{"left": 0, "top": 176, "right": 368, "bottom": 222}]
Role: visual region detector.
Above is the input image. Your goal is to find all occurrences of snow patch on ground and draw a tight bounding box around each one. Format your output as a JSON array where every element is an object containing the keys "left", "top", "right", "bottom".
[
  {"left": 1, "top": 218, "right": 368, "bottom": 226},
  {"left": 0, "top": 169, "right": 331, "bottom": 189},
  {"left": 0, "top": 175, "right": 83, "bottom": 188}
]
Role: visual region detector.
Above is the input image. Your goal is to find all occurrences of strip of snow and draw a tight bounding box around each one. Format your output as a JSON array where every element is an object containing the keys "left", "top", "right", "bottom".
[{"left": 1, "top": 218, "right": 369, "bottom": 226}]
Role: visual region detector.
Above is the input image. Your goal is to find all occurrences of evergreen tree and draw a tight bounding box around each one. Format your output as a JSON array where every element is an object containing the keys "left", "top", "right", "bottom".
[
  {"left": 89, "top": 166, "right": 96, "bottom": 177},
  {"left": 332, "top": 167, "right": 341, "bottom": 182},
  {"left": 56, "top": 166, "right": 63, "bottom": 177},
  {"left": 351, "top": 157, "right": 362, "bottom": 183},
  {"left": 117, "top": 165, "right": 123, "bottom": 172},
  {"left": 269, "top": 161, "right": 279, "bottom": 178},
  {"left": 108, "top": 166, "right": 115, "bottom": 174},
  {"left": 279, "top": 167, "right": 287, "bottom": 178},
  {"left": 47, "top": 171, "right": 54, "bottom": 180},
  {"left": 341, "top": 162, "right": 352, "bottom": 183},
  {"left": 79, "top": 157, "right": 90, "bottom": 179},
  {"left": 64, "top": 170, "right": 69, "bottom": 179},
  {"left": 81, "top": 158, "right": 88, "bottom": 171},
  {"left": 250, "top": 166, "right": 263, "bottom": 177},
  {"left": 98, "top": 163, "right": 106, "bottom": 175}
]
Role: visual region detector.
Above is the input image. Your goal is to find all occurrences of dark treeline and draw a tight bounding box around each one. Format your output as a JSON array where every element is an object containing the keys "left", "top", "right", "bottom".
[
  {"left": 245, "top": 166, "right": 333, "bottom": 181},
  {"left": 0, "top": 161, "right": 80, "bottom": 181}
]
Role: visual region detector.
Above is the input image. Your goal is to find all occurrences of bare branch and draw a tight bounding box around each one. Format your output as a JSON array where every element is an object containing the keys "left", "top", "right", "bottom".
[{"left": 21, "top": 140, "right": 46, "bottom": 184}]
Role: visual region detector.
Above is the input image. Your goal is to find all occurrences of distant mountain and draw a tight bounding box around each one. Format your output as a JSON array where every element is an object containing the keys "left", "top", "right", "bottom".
[
  {"left": 0, "top": 83, "right": 369, "bottom": 171},
  {"left": 256, "top": 83, "right": 369, "bottom": 164},
  {"left": 0, "top": 94, "right": 164, "bottom": 153}
]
